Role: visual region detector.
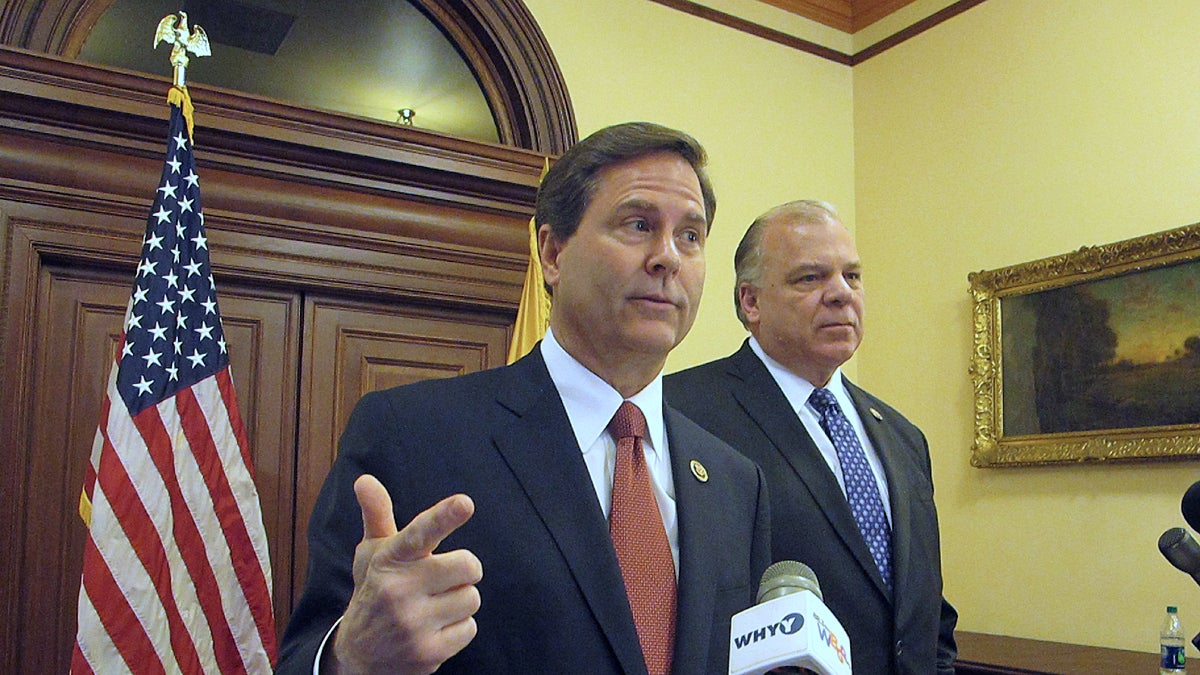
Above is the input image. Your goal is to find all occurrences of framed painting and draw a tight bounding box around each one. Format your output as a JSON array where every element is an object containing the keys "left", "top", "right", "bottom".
[{"left": 968, "top": 222, "right": 1200, "bottom": 467}]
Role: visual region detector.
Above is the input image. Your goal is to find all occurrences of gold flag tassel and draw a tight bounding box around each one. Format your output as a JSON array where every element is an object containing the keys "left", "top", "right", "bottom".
[{"left": 506, "top": 158, "right": 553, "bottom": 364}]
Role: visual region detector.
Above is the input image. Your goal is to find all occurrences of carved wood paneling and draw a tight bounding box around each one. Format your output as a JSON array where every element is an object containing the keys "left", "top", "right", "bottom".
[
  {"left": 0, "top": 40, "right": 552, "bottom": 672},
  {"left": 293, "top": 295, "right": 510, "bottom": 606}
]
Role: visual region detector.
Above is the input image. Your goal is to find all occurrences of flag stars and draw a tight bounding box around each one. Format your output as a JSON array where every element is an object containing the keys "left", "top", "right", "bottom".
[
  {"left": 201, "top": 298, "right": 217, "bottom": 315},
  {"left": 165, "top": 363, "right": 179, "bottom": 381},
  {"left": 167, "top": 157, "right": 182, "bottom": 173},
  {"left": 154, "top": 206, "right": 173, "bottom": 224},
  {"left": 176, "top": 313, "right": 188, "bottom": 329},
  {"left": 142, "top": 349, "right": 163, "bottom": 368},
  {"left": 218, "top": 337, "right": 227, "bottom": 354},
  {"left": 178, "top": 196, "right": 194, "bottom": 214},
  {"left": 156, "top": 297, "right": 176, "bottom": 315},
  {"left": 133, "top": 376, "right": 155, "bottom": 395},
  {"left": 186, "top": 348, "right": 207, "bottom": 368},
  {"left": 145, "top": 233, "right": 164, "bottom": 251},
  {"left": 179, "top": 286, "right": 196, "bottom": 303},
  {"left": 148, "top": 323, "right": 169, "bottom": 342},
  {"left": 163, "top": 270, "right": 179, "bottom": 289},
  {"left": 172, "top": 246, "right": 182, "bottom": 263},
  {"left": 127, "top": 313, "right": 143, "bottom": 330},
  {"left": 174, "top": 338, "right": 184, "bottom": 355},
  {"left": 184, "top": 260, "right": 203, "bottom": 277},
  {"left": 183, "top": 171, "right": 199, "bottom": 188},
  {"left": 173, "top": 133, "right": 189, "bottom": 150},
  {"left": 158, "top": 182, "right": 178, "bottom": 200},
  {"left": 137, "top": 259, "right": 158, "bottom": 277},
  {"left": 195, "top": 322, "right": 215, "bottom": 341},
  {"left": 192, "top": 232, "right": 207, "bottom": 250},
  {"left": 122, "top": 341, "right": 134, "bottom": 358},
  {"left": 133, "top": 286, "right": 149, "bottom": 304}
]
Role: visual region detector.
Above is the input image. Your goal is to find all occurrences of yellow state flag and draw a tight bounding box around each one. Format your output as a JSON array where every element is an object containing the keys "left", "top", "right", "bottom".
[{"left": 507, "top": 158, "right": 552, "bottom": 364}]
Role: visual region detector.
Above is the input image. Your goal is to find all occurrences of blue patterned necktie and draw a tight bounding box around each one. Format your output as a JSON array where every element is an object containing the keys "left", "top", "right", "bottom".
[{"left": 809, "top": 388, "right": 893, "bottom": 591}]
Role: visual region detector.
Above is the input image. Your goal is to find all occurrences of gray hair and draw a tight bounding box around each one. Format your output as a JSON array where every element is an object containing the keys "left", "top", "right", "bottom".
[{"left": 732, "top": 199, "right": 841, "bottom": 326}]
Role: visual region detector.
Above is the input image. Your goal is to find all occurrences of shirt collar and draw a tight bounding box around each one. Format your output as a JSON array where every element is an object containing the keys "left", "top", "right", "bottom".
[
  {"left": 540, "top": 328, "right": 666, "bottom": 457},
  {"left": 748, "top": 335, "right": 849, "bottom": 413}
]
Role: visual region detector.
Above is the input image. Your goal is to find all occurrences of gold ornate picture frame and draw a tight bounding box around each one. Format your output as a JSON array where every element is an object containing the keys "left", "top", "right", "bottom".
[{"left": 969, "top": 222, "right": 1200, "bottom": 467}]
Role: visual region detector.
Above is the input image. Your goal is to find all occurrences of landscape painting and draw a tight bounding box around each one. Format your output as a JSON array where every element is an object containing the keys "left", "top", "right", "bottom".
[
  {"left": 969, "top": 222, "right": 1200, "bottom": 467},
  {"left": 1001, "top": 261, "right": 1200, "bottom": 435}
]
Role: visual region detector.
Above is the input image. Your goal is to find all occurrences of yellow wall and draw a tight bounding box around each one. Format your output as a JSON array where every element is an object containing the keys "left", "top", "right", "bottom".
[
  {"left": 525, "top": 0, "right": 1200, "bottom": 654},
  {"left": 854, "top": 0, "right": 1200, "bottom": 653}
]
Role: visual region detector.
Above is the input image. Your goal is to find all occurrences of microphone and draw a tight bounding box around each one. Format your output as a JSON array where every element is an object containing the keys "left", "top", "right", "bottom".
[
  {"left": 727, "top": 561, "right": 852, "bottom": 675},
  {"left": 1159, "top": 527, "right": 1200, "bottom": 651},
  {"left": 1159, "top": 527, "right": 1200, "bottom": 584},
  {"left": 1182, "top": 480, "right": 1200, "bottom": 532}
]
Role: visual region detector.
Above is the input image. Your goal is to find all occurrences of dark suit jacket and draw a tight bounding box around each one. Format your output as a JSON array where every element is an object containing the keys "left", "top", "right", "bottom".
[
  {"left": 665, "top": 341, "right": 957, "bottom": 675},
  {"left": 278, "top": 348, "right": 772, "bottom": 674}
]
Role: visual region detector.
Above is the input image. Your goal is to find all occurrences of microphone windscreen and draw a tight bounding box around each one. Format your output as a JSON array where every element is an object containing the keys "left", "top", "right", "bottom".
[
  {"left": 1159, "top": 527, "right": 1200, "bottom": 575},
  {"left": 757, "top": 559, "right": 822, "bottom": 603},
  {"left": 1182, "top": 481, "right": 1200, "bottom": 531}
]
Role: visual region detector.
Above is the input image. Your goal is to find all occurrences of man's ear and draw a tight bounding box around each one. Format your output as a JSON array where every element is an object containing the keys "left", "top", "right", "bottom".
[
  {"left": 538, "top": 223, "right": 562, "bottom": 289},
  {"left": 738, "top": 282, "right": 760, "bottom": 324}
]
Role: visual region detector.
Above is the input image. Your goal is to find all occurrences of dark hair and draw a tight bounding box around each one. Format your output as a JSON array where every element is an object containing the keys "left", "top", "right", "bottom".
[
  {"left": 535, "top": 121, "right": 716, "bottom": 244},
  {"left": 733, "top": 200, "right": 841, "bottom": 326}
]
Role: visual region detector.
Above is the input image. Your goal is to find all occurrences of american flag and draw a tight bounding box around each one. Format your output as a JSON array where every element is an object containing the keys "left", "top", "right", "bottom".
[{"left": 72, "top": 87, "right": 277, "bottom": 674}]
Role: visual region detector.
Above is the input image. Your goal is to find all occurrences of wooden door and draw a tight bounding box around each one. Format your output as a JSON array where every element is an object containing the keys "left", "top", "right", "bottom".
[{"left": 292, "top": 294, "right": 511, "bottom": 604}]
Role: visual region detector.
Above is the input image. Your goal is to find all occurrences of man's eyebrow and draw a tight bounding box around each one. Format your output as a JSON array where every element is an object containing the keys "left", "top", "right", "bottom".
[
  {"left": 614, "top": 198, "right": 658, "bottom": 213},
  {"left": 614, "top": 198, "right": 707, "bottom": 225}
]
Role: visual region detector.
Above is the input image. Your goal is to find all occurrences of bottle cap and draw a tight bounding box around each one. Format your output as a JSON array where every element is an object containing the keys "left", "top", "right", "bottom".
[{"left": 1169, "top": 606, "right": 1178, "bottom": 613}]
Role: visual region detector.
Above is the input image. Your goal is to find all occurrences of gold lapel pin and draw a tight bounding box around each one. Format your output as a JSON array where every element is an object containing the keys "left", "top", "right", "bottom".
[
  {"left": 869, "top": 408, "right": 883, "bottom": 421},
  {"left": 690, "top": 459, "right": 709, "bottom": 483}
]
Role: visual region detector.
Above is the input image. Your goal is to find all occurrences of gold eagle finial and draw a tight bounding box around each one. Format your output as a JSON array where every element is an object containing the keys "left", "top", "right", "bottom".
[{"left": 154, "top": 11, "right": 211, "bottom": 87}]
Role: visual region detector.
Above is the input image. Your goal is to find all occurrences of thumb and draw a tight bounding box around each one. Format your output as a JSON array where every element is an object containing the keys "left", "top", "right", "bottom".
[{"left": 354, "top": 474, "right": 398, "bottom": 541}]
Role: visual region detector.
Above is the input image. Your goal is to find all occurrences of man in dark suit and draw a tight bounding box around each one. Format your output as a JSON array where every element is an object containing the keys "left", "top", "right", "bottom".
[
  {"left": 665, "top": 200, "right": 957, "bottom": 675},
  {"left": 277, "top": 122, "right": 771, "bottom": 674}
]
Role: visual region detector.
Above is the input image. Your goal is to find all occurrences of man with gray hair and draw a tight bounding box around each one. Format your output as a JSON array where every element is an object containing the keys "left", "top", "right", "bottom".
[{"left": 665, "top": 200, "right": 957, "bottom": 674}]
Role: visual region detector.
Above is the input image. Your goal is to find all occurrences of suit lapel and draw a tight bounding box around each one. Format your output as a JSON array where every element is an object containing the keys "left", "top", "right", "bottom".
[
  {"left": 490, "top": 352, "right": 645, "bottom": 674},
  {"left": 844, "top": 379, "right": 920, "bottom": 605},
  {"left": 727, "top": 344, "right": 889, "bottom": 598},
  {"left": 668, "top": 406, "right": 721, "bottom": 674}
]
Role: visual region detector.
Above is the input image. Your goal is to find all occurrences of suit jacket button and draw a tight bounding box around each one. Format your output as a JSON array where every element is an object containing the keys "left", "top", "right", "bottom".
[{"left": 895, "top": 639, "right": 904, "bottom": 657}]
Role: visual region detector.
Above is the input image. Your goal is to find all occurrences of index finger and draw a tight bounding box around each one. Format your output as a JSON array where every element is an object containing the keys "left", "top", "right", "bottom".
[{"left": 383, "top": 493, "right": 475, "bottom": 564}]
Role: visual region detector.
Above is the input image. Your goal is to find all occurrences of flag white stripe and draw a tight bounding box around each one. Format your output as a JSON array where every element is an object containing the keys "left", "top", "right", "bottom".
[{"left": 161, "top": 390, "right": 256, "bottom": 671}]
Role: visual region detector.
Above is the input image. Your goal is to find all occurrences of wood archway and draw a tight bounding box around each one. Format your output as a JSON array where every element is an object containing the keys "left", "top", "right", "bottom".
[{"left": 0, "top": 0, "right": 576, "bottom": 155}]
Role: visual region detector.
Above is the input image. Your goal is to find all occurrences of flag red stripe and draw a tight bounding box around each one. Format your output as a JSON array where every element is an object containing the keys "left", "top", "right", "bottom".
[
  {"left": 97, "top": 404, "right": 204, "bottom": 672},
  {"left": 175, "top": 383, "right": 266, "bottom": 671},
  {"left": 132, "top": 402, "right": 245, "bottom": 674},
  {"left": 76, "top": 533, "right": 167, "bottom": 675},
  {"left": 183, "top": 375, "right": 277, "bottom": 660},
  {"left": 70, "top": 641, "right": 96, "bottom": 675}
]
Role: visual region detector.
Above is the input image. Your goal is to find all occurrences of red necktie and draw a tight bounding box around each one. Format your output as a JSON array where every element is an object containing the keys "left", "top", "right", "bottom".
[{"left": 608, "top": 401, "right": 676, "bottom": 675}]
